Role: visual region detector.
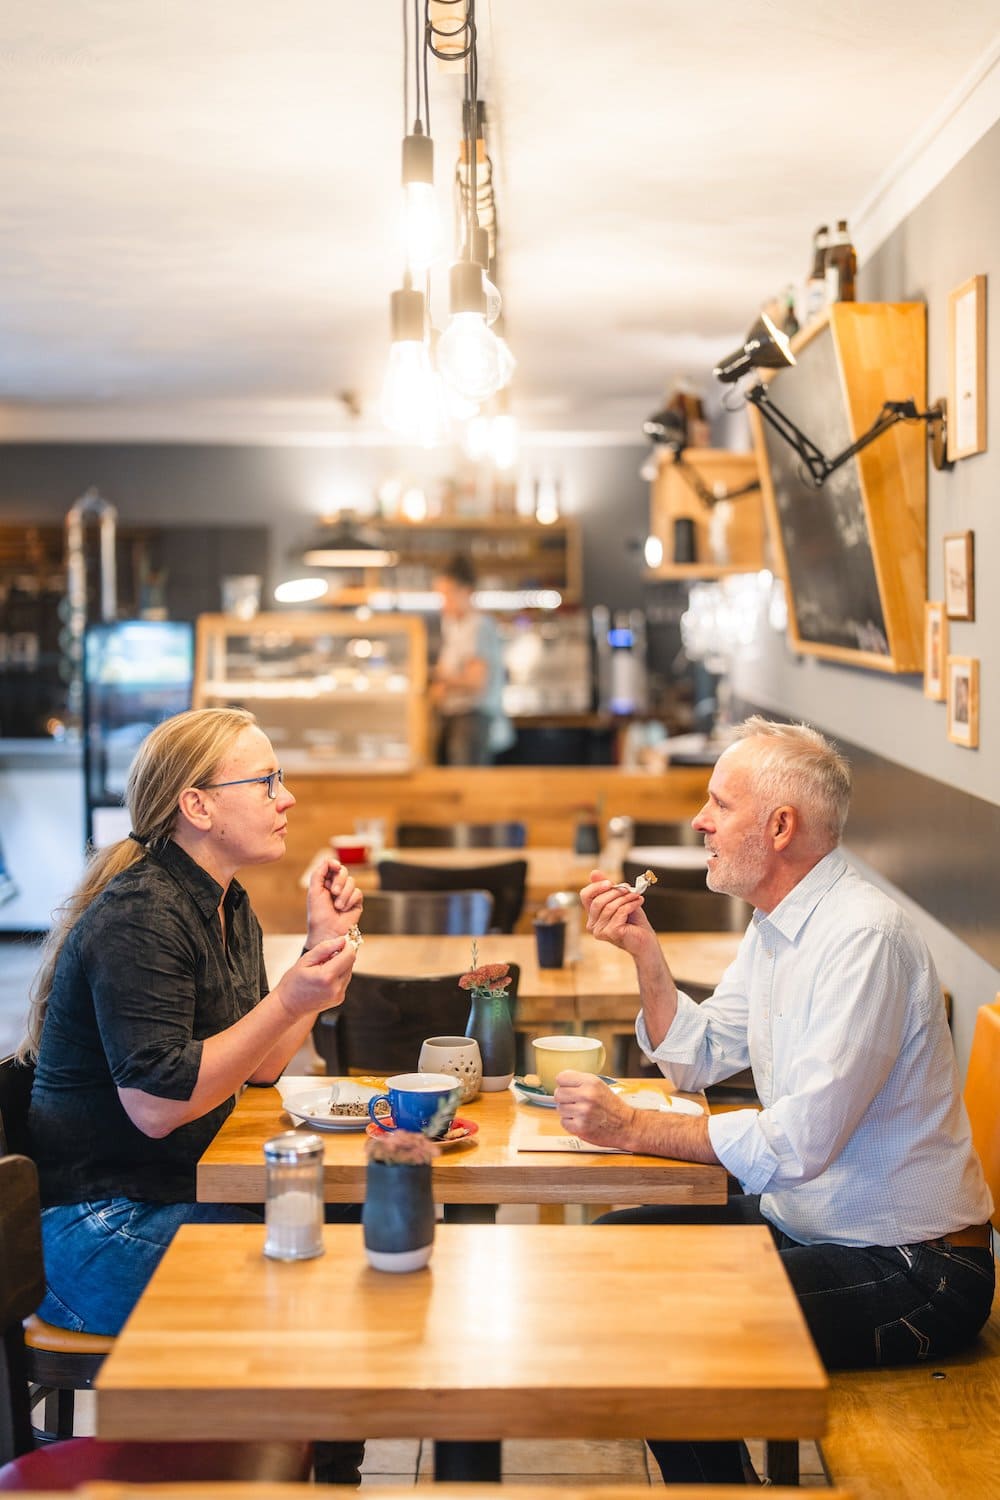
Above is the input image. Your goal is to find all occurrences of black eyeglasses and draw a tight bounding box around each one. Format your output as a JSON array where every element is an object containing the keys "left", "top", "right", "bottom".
[{"left": 201, "top": 768, "right": 285, "bottom": 800}]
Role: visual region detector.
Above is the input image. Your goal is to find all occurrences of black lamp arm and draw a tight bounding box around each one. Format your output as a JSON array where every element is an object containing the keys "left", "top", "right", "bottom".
[
  {"left": 672, "top": 454, "right": 761, "bottom": 509},
  {"left": 746, "top": 384, "right": 942, "bottom": 488}
]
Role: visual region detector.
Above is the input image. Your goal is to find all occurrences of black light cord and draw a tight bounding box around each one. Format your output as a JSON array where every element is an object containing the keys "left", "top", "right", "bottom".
[{"left": 425, "top": 0, "right": 475, "bottom": 62}]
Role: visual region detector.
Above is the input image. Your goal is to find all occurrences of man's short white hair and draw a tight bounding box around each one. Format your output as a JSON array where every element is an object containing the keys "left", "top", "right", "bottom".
[{"left": 729, "top": 716, "right": 852, "bottom": 850}]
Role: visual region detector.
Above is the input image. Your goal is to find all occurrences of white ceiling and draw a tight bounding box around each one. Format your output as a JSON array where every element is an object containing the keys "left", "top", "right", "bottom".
[{"left": 1, "top": 2, "right": 998, "bottom": 444}]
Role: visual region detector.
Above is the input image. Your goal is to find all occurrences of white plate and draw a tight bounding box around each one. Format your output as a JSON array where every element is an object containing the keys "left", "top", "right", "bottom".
[
  {"left": 283, "top": 1083, "right": 384, "bottom": 1132},
  {"left": 510, "top": 1075, "right": 622, "bottom": 1109},
  {"left": 620, "top": 1089, "right": 705, "bottom": 1117}
]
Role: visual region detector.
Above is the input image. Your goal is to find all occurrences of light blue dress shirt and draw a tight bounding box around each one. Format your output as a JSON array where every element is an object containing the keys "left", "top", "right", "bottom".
[{"left": 638, "top": 849, "right": 993, "bottom": 1247}]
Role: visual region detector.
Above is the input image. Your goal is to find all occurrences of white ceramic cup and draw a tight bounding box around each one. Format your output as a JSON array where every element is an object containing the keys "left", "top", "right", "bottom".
[{"left": 418, "top": 1035, "right": 483, "bottom": 1103}]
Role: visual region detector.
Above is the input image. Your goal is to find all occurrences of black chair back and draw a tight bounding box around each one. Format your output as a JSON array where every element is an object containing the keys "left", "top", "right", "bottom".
[
  {"left": 622, "top": 857, "right": 711, "bottom": 894},
  {"left": 627, "top": 820, "right": 702, "bottom": 847},
  {"left": 639, "top": 885, "right": 752, "bottom": 934},
  {"left": 378, "top": 858, "right": 527, "bottom": 934},
  {"left": 0, "top": 1055, "right": 35, "bottom": 1158},
  {"left": 396, "top": 821, "right": 527, "bottom": 849},
  {"left": 359, "top": 889, "right": 494, "bottom": 935},
  {"left": 0, "top": 1154, "right": 46, "bottom": 1464},
  {"left": 313, "top": 964, "right": 522, "bottom": 1077}
]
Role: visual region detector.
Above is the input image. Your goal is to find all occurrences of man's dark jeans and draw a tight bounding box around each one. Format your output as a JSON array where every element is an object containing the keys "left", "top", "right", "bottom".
[{"left": 598, "top": 1196, "right": 995, "bottom": 1485}]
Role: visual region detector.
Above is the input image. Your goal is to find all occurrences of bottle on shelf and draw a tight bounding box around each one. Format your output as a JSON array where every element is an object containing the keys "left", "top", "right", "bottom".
[
  {"left": 805, "top": 224, "right": 829, "bottom": 322},
  {"left": 825, "top": 219, "right": 857, "bottom": 303},
  {"left": 781, "top": 285, "right": 800, "bottom": 340}
]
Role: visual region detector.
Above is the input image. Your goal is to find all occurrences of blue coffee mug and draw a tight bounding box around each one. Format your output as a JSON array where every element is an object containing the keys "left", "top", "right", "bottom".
[{"left": 367, "top": 1072, "right": 461, "bottom": 1139}]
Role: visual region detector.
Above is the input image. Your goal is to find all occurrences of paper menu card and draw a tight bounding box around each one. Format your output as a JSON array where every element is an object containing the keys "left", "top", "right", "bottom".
[{"left": 515, "top": 1135, "right": 627, "bottom": 1154}]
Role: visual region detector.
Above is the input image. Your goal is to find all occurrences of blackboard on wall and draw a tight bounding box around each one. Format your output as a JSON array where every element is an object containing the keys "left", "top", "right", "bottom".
[{"left": 750, "top": 303, "right": 927, "bottom": 673}]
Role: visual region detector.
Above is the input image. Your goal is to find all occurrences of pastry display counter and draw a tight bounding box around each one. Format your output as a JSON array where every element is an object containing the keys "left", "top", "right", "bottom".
[{"left": 193, "top": 612, "right": 429, "bottom": 772}]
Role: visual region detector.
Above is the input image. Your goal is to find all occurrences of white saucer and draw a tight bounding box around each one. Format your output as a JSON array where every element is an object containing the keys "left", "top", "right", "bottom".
[{"left": 510, "top": 1075, "right": 621, "bottom": 1109}]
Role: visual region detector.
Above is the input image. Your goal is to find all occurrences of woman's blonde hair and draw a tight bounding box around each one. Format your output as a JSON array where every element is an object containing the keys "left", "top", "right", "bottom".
[
  {"left": 18, "top": 707, "right": 258, "bottom": 1062},
  {"left": 731, "top": 715, "right": 852, "bottom": 851}
]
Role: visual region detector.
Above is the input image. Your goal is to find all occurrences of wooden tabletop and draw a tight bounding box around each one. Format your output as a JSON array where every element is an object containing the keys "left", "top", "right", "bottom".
[
  {"left": 198, "top": 1076, "right": 727, "bottom": 1206},
  {"left": 41, "top": 1487, "right": 851, "bottom": 1500},
  {"left": 96, "top": 1223, "right": 827, "bottom": 1446},
  {"left": 263, "top": 930, "right": 741, "bottom": 1015}
]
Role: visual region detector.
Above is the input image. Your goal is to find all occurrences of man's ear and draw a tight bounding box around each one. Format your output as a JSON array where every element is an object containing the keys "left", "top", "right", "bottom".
[
  {"left": 770, "top": 804, "right": 798, "bottom": 852},
  {"left": 177, "top": 786, "right": 212, "bottom": 832}
]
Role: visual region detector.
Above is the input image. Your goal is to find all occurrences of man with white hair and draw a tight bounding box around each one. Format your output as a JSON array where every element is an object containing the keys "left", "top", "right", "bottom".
[{"left": 558, "top": 717, "right": 993, "bottom": 1485}]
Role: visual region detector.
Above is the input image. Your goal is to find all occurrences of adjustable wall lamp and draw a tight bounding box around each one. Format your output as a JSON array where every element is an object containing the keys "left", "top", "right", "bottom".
[
  {"left": 714, "top": 312, "right": 950, "bottom": 488},
  {"left": 642, "top": 407, "right": 761, "bottom": 510}
]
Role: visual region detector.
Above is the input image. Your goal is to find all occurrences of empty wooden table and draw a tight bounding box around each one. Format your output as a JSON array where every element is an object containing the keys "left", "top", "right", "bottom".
[
  {"left": 198, "top": 1076, "right": 727, "bottom": 1208},
  {"left": 96, "top": 1222, "right": 827, "bottom": 1480}
]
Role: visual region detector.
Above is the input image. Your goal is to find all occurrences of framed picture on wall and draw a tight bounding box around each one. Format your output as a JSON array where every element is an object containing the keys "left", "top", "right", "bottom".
[
  {"left": 943, "top": 531, "right": 975, "bottom": 620},
  {"left": 923, "top": 601, "right": 947, "bottom": 700},
  {"left": 947, "top": 274, "right": 987, "bottom": 461},
  {"left": 946, "top": 656, "right": 979, "bottom": 748}
]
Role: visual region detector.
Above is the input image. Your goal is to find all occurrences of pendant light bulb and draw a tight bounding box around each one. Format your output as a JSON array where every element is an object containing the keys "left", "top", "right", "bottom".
[
  {"left": 494, "top": 333, "right": 517, "bottom": 391},
  {"left": 491, "top": 412, "right": 519, "bottom": 470},
  {"left": 401, "top": 130, "right": 438, "bottom": 275},
  {"left": 436, "top": 259, "right": 502, "bottom": 404},
  {"left": 469, "top": 225, "right": 502, "bottom": 325},
  {"left": 380, "top": 284, "right": 449, "bottom": 448}
]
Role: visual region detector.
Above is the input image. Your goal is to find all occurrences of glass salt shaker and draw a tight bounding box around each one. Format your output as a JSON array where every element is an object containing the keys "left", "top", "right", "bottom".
[{"left": 263, "top": 1131, "right": 325, "bottom": 1261}]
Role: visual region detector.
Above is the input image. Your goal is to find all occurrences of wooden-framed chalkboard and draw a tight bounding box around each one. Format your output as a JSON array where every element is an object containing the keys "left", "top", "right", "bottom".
[{"left": 749, "top": 303, "right": 927, "bottom": 673}]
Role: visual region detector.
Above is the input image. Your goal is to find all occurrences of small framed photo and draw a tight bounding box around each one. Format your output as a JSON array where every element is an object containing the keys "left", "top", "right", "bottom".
[
  {"left": 923, "top": 602, "right": 947, "bottom": 700},
  {"left": 947, "top": 273, "right": 987, "bottom": 461},
  {"left": 946, "top": 656, "right": 979, "bottom": 748},
  {"left": 943, "top": 531, "right": 975, "bottom": 620}
]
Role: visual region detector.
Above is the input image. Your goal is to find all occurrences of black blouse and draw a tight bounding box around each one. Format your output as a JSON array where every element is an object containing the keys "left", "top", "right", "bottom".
[{"left": 30, "top": 839, "right": 267, "bottom": 1206}]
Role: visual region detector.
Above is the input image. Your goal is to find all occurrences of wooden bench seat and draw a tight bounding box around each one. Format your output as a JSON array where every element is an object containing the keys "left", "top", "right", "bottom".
[
  {"left": 820, "top": 997, "right": 1000, "bottom": 1499},
  {"left": 821, "top": 1295, "right": 1000, "bottom": 1498}
]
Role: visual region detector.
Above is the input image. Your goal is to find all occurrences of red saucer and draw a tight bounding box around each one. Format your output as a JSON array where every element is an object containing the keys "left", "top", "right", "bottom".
[{"left": 364, "top": 1116, "right": 478, "bottom": 1147}]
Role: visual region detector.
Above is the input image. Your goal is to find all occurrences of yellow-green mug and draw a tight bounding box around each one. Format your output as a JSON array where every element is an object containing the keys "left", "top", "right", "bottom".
[{"left": 531, "top": 1034, "right": 606, "bottom": 1094}]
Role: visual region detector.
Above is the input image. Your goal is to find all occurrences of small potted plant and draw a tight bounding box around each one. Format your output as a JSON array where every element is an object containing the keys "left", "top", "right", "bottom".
[
  {"left": 362, "top": 1128, "right": 441, "bottom": 1273},
  {"left": 460, "top": 941, "right": 516, "bottom": 1091}
]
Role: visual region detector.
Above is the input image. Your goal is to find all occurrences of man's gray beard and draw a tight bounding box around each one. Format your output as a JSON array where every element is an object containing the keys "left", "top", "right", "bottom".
[{"left": 704, "top": 832, "right": 770, "bottom": 903}]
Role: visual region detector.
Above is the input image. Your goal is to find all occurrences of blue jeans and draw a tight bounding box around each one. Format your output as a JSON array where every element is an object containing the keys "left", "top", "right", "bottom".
[
  {"left": 598, "top": 1196, "right": 995, "bottom": 1484},
  {"left": 39, "top": 1198, "right": 266, "bottom": 1336},
  {"left": 40, "top": 1196, "right": 366, "bottom": 1484}
]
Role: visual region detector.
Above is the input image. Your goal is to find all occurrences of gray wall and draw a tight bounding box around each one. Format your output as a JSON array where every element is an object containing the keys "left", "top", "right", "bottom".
[
  {"left": 732, "top": 117, "right": 1000, "bottom": 1069},
  {"left": 0, "top": 439, "right": 650, "bottom": 616}
]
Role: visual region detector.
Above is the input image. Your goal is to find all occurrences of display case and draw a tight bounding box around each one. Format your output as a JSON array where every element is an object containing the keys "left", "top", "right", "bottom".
[{"left": 194, "top": 612, "right": 428, "bottom": 772}]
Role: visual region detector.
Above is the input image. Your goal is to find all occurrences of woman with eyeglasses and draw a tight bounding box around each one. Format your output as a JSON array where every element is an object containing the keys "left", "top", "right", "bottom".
[{"left": 21, "top": 708, "right": 361, "bottom": 1337}]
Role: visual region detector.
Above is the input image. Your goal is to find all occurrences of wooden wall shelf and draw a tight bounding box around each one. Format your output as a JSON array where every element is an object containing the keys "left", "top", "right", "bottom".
[{"left": 646, "top": 449, "right": 765, "bottom": 578}]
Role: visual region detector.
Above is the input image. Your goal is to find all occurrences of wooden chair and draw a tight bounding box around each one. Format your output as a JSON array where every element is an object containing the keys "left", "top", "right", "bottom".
[
  {"left": 817, "top": 998, "right": 1000, "bottom": 1499},
  {"left": 359, "top": 888, "right": 494, "bottom": 935},
  {"left": 0, "top": 1152, "right": 312, "bottom": 1488},
  {"left": 378, "top": 857, "right": 528, "bottom": 934},
  {"left": 0, "top": 1053, "right": 116, "bottom": 1445},
  {"left": 639, "top": 885, "right": 752, "bottom": 934},
  {"left": 396, "top": 820, "right": 527, "bottom": 849},
  {"left": 313, "top": 964, "right": 521, "bottom": 1077}
]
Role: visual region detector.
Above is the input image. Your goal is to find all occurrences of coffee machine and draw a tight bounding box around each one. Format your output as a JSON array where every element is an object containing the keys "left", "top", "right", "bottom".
[{"left": 592, "top": 606, "right": 648, "bottom": 716}]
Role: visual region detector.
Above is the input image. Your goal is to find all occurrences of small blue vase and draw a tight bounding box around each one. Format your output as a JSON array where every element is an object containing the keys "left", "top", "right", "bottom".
[
  {"left": 362, "top": 1160, "right": 435, "bottom": 1273},
  {"left": 465, "top": 991, "right": 516, "bottom": 1091}
]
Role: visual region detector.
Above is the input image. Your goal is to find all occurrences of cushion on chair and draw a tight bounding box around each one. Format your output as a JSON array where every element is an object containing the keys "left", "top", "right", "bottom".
[
  {"left": 22, "top": 1315, "right": 114, "bottom": 1356},
  {"left": 0, "top": 1436, "right": 313, "bottom": 1489}
]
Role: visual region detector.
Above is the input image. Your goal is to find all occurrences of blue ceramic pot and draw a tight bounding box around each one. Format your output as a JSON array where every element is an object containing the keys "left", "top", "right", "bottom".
[{"left": 362, "top": 1160, "right": 435, "bottom": 1273}]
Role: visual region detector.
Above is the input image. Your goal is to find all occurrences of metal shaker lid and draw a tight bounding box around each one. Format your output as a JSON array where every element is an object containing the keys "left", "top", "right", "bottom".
[{"left": 263, "top": 1130, "right": 324, "bottom": 1162}]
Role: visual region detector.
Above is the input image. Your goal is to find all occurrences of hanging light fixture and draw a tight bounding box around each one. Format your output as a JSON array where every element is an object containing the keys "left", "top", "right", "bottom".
[
  {"left": 299, "top": 514, "right": 399, "bottom": 569},
  {"left": 436, "top": 10, "right": 507, "bottom": 405}
]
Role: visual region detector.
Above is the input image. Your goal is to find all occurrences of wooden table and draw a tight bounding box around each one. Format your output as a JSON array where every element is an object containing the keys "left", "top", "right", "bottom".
[
  {"left": 198, "top": 1076, "right": 727, "bottom": 1208},
  {"left": 263, "top": 930, "right": 742, "bottom": 1041},
  {"left": 44, "top": 1486, "right": 850, "bottom": 1500},
  {"left": 95, "top": 1222, "right": 827, "bottom": 1480}
]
